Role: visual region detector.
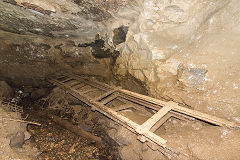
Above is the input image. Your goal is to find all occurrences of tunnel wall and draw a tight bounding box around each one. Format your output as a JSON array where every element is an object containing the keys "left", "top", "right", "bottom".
[{"left": 105, "top": 0, "right": 240, "bottom": 121}]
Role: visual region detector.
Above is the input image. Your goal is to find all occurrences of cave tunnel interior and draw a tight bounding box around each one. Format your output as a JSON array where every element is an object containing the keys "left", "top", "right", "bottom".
[{"left": 0, "top": 0, "right": 240, "bottom": 160}]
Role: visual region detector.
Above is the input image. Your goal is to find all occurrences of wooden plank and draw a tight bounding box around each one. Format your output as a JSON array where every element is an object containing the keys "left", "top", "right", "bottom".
[
  {"left": 112, "top": 104, "right": 134, "bottom": 112},
  {"left": 48, "top": 79, "right": 66, "bottom": 87},
  {"left": 172, "top": 112, "right": 195, "bottom": 121},
  {"left": 119, "top": 90, "right": 238, "bottom": 128},
  {"left": 119, "top": 89, "right": 170, "bottom": 108},
  {"left": 63, "top": 80, "right": 79, "bottom": 87},
  {"left": 67, "top": 74, "right": 112, "bottom": 91},
  {"left": 143, "top": 130, "right": 167, "bottom": 146},
  {"left": 81, "top": 79, "right": 110, "bottom": 91},
  {"left": 61, "top": 78, "right": 74, "bottom": 83},
  {"left": 118, "top": 93, "right": 161, "bottom": 111},
  {"left": 56, "top": 75, "right": 68, "bottom": 80},
  {"left": 100, "top": 94, "right": 118, "bottom": 105},
  {"left": 136, "top": 106, "right": 173, "bottom": 134},
  {"left": 81, "top": 89, "right": 99, "bottom": 94},
  {"left": 73, "top": 74, "right": 115, "bottom": 90},
  {"left": 68, "top": 81, "right": 80, "bottom": 87},
  {"left": 173, "top": 106, "right": 236, "bottom": 128},
  {"left": 48, "top": 114, "right": 102, "bottom": 144},
  {"left": 95, "top": 89, "right": 118, "bottom": 101},
  {"left": 72, "top": 83, "right": 86, "bottom": 90},
  {"left": 83, "top": 80, "right": 112, "bottom": 91},
  {"left": 118, "top": 93, "right": 194, "bottom": 121},
  {"left": 70, "top": 82, "right": 82, "bottom": 87},
  {"left": 150, "top": 114, "right": 172, "bottom": 132}
]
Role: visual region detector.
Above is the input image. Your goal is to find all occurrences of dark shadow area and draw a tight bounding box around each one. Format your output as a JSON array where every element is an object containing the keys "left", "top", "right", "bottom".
[{"left": 113, "top": 26, "right": 128, "bottom": 45}]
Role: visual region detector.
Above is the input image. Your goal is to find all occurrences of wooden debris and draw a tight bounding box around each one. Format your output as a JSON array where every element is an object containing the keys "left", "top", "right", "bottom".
[
  {"left": 47, "top": 114, "right": 102, "bottom": 144},
  {"left": 48, "top": 73, "right": 239, "bottom": 157},
  {"left": 7, "top": 118, "right": 41, "bottom": 126}
]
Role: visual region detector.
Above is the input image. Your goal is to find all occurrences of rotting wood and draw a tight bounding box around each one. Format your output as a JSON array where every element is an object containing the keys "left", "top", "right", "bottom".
[
  {"left": 70, "top": 82, "right": 82, "bottom": 87},
  {"left": 81, "top": 88, "right": 100, "bottom": 94},
  {"left": 48, "top": 74, "right": 239, "bottom": 157},
  {"left": 61, "top": 78, "right": 73, "bottom": 83},
  {"left": 1, "top": 117, "right": 41, "bottom": 126},
  {"left": 94, "top": 89, "right": 118, "bottom": 101},
  {"left": 99, "top": 94, "right": 118, "bottom": 105},
  {"left": 72, "top": 83, "right": 86, "bottom": 90},
  {"left": 117, "top": 93, "right": 194, "bottom": 121},
  {"left": 66, "top": 81, "right": 80, "bottom": 87},
  {"left": 136, "top": 106, "right": 173, "bottom": 134},
  {"left": 118, "top": 89, "right": 237, "bottom": 128},
  {"left": 47, "top": 114, "right": 102, "bottom": 144},
  {"left": 150, "top": 114, "right": 172, "bottom": 132},
  {"left": 68, "top": 74, "right": 112, "bottom": 91}
]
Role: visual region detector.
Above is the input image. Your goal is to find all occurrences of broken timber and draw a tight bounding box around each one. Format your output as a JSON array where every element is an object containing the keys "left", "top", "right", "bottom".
[{"left": 48, "top": 73, "right": 239, "bottom": 157}]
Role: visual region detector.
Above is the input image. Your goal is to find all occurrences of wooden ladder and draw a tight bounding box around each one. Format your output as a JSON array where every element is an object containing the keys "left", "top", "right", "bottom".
[{"left": 48, "top": 73, "right": 239, "bottom": 157}]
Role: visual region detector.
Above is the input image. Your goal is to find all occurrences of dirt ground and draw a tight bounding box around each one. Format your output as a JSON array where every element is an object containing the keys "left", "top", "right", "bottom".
[
  {"left": 1, "top": 80, "right": 240, "bottom": 160},
  {"left": 0, "top": 86, "right": 120, "bottom": 160},
  {"left": 22, "top": 102, "right": 120, "bottom": 160},
  {"left": 0, "top": 102, "right": 39, "bottom": 160}
]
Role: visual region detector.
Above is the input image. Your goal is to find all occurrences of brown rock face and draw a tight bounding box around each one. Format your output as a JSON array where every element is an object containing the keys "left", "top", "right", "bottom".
[{"left": 112, "top": 0, "right": 240, "bottom": 122}]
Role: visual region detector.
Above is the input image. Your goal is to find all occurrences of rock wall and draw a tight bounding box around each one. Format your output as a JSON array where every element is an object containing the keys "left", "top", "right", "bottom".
[
  {"left": 110, "top": 0, "right": 240, "bottom": 121},
  {"left": 0, "top": 0, "right": 130, "bottom": 86},
  {"left": 0, "top": 30, "right": 114, "bottom": 86}
]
